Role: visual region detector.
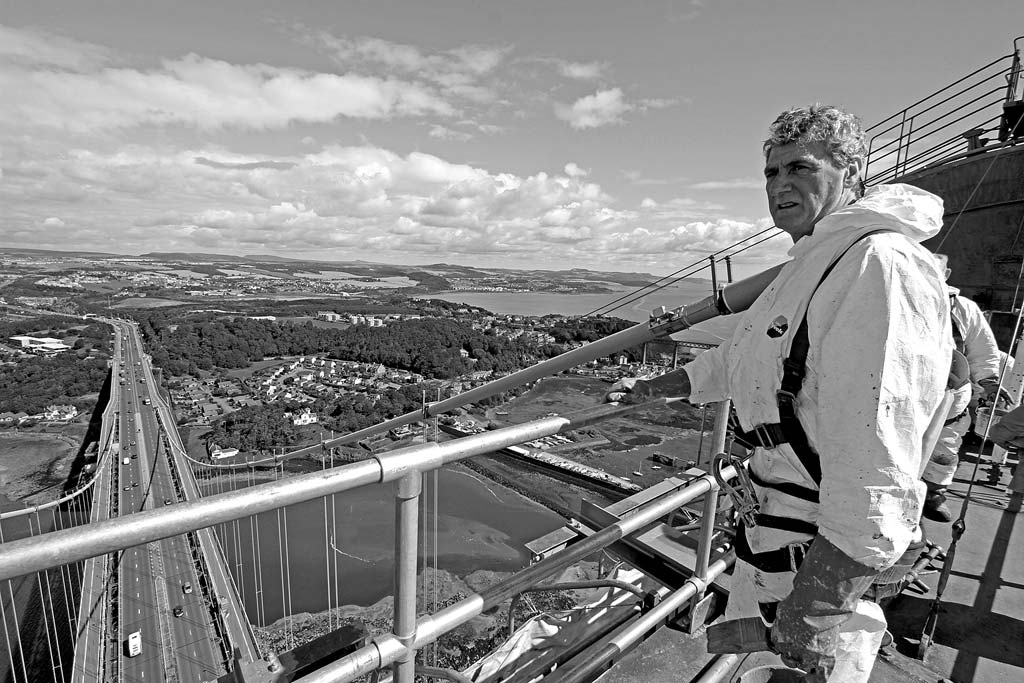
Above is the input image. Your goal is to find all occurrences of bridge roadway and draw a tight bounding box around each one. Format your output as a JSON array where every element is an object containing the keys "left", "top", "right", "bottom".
[{"left": 72, "top": 319, "right": 261, "bottom": 683}]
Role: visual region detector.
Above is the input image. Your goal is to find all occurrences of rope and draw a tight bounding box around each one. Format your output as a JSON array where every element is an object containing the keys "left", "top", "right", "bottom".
[
  {"left": 921, "top": 188, "right": 1024, "bottom": 653},
  {"left": 1007, "top": 213, "right": 1024, "bottom": 310},
  {"left": 934, "top": 112, "right": 1024, "bottom": 252}
]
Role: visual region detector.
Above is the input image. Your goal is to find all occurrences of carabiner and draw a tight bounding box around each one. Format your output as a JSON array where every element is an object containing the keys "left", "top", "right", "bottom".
[{"left": 713, "top": 452, "right": 760, "bottom": 527}]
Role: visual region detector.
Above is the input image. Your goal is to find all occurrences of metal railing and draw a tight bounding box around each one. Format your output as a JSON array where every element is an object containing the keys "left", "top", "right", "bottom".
[
  {"left": 864, "top": 38, "right": 1023, "bottom": 184},
  {"left": 0, "top": 394, "right": 739, "bottom": 683}
]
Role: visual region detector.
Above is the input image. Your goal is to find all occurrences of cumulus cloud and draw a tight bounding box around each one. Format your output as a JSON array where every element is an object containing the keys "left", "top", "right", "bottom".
[
  {"left": 194, "top": 157, "right": 296, "bottom": 171},
  {"left": 557, "top": 61, "right": 605, "bottom": 80},
  {"left": 306, "top": 31, "right": 509, "bottom": 104},
  {"left": 564, "top": 162, "right": 588, "bottom": 177},
  {"left": 428, "top": 124, "right": 473, "bottom": 141},
  {"left": 0, "top": 24, "right": 111, "bottom": 71},
  {"left": 555, "top": 88, "right": 632, "bottom": 129},
  {"left": 688, "top": 177, "right": 763, "bottom": 190},
  {"left": 42, "top": 216, "right": 65, "bottom": 227},
  {"left": 0, "top": 27, "right": 455, "bottom": 133},
  {"left": 2, "top": 135, "right": 782, "bottom": 270}
]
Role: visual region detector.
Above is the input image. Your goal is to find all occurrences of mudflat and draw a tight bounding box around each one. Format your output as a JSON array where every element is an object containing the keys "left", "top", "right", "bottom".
[{"left": 0, "top": 428, "right": 84, "bottom": 507}]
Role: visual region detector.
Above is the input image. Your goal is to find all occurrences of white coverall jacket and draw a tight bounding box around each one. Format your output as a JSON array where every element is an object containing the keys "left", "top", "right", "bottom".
[
  {"left": 950, "top": 291, "right": 1001, "bottom": 382},
  {"left": 923, "top": 290, "right": 1002, "bottom": 486},
  {"left": 685, "top": 183, "right": 951, "bottom": 570}
]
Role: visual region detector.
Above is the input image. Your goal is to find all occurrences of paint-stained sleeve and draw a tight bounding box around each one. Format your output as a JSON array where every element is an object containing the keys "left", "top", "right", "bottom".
[
  {"left": 684, "top": 342, "right": 731, "bottom": 404},
  {"left": 812, "top": 241, "right": 950, "bottom": 569}
]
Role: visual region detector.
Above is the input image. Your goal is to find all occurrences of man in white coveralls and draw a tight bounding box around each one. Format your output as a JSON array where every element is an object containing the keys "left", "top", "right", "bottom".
[
  {"left": 921, "top": 260, "right": 1005, "bottom": 522},
  {"left": 608, "top": 104, "right": 951, "bottom": 681}
]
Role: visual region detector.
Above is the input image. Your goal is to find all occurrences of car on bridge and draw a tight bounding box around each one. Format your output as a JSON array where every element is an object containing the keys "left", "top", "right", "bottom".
[
  {"left": 173, "top": 606, "right": 184, "bottom": 618},
  {"left": 123, "top": 486, "right": 131, "bottom": 491},
  {"left": 164, "top": 498, "right": 173, "bottom": 506},
  {"left": 183, "top": 582, "right": 193, "bottom": 595}
]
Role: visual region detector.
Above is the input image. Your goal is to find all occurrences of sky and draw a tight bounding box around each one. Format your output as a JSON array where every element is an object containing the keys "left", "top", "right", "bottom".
[{"left": 2, "top": 1, "right": 1022, "bottom": 279}]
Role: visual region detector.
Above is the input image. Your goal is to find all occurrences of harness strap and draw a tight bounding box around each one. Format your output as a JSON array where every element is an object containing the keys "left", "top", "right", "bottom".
[
  {"left": 950, "top": 296, "right": 965, "bottom": 355},
  {"left": 747, "top": 469, "right": 819, "bottom": 504},
  {"left": 731, "top": 229, "right": 894, "bottom": 496},
  {"left": 752, "top": 514, "right": 819, "bottom": 535}
]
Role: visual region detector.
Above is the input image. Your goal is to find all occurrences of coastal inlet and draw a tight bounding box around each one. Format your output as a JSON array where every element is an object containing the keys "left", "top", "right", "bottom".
[{"left": 205, "top": 464, "right": 562, "bottom": 625}]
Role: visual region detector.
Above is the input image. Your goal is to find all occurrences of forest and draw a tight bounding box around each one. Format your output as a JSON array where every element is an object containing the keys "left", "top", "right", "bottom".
[
  {"left": 0, "top": 354, "right": 110, "bottom": 414},
  {"left": 0, "top": 317, "right": 112, "bottom": 414},
  {"left": 136, "top": 313, "right": 543, "bottom": 379}
]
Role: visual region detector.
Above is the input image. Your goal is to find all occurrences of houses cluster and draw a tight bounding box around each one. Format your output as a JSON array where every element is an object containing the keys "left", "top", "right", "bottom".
[
  {"left": 28, "top": 266, "right": 376, "bottom": 302},
  {"left": 316, "top": 311, "right": 384, "bottom": 326},
  {"left": 315, "top": 311, "right": 425, "bottom": 326},
  {"left": 168, "top": 376, "right": 254, "bottom": 425},
  {"left": 251, "top": 356, "right": 426, "bottom": 404},
  {"left": 0, "top": 404, "right": 79, "bottom": 427}
]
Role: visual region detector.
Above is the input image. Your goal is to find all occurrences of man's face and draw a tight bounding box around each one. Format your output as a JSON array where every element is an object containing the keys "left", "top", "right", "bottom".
[{"left": 764, "top": 140, "right": 859, "bottom": 242}]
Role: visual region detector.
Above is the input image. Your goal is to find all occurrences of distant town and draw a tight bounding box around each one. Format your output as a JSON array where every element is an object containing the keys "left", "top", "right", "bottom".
[{"left": 0, "top": 248, "right": 704, "bottom": 450}]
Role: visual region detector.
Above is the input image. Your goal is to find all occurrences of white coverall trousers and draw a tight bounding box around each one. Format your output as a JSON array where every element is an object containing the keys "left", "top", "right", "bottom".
[
  {"left": 724, "top": 559, "right": 887, "bottom": 683},
  {"left": 921, "top": 413, "right": 970, "bottom": 487}
]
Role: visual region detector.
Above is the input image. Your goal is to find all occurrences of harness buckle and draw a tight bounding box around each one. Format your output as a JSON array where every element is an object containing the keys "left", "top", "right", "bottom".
[
  {"left": 751, "top": 424, "right": 777, "bottom": 449},
  {"left": 776, "top": 389, "right": 798, "bottom": 409},
  {"left": 786, "top": 542, "right": 809, "bottom": 572},
  {"left": 713, "top": 452, "right": 760, "bottom": 527}
]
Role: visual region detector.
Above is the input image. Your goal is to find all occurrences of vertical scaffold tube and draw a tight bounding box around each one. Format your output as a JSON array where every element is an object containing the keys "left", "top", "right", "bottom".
[
  {"left": 393, "top": 472, "right": 422, "bottom": 683},
  {"left": 694, "top": 400, "right": 730, "bottom": 602}
]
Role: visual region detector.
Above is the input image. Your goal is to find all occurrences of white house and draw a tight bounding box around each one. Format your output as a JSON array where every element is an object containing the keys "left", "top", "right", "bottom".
[{"left": 291, "top": 408, "right": 318, "bottom": 426}]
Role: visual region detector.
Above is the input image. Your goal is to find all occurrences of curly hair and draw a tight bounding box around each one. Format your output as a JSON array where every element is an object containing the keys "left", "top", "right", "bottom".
[{"left": 763, "top": 104, "right": 867, "bottom": 170}]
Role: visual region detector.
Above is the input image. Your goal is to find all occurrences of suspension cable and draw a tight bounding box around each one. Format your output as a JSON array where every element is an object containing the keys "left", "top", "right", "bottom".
[
  {"left": 247, "top": 466, "right": 264, "bottom": 627},
  {"left": 330, "top": 447, "right": 340, "bottom": 634},
  {"left": 582, "top": 227, "right": 783, "bottom": 319},
  {"left": 35, "top": 511, "right": 62, "bottom": 683},
  {"left": 53, "top": 507, "right": 78, "bottom": 656},
  {"left": 275, "top": 465, "right": 290, "bottom": 650},
  {"left": 0, "top": 523, "right": 29, "bottom": 682},
  {"left": 282, "top": 501, "right": 295, "bottom": 651},
  {"left": 322, "top": 456, "right": 333, "bottom": 634}
]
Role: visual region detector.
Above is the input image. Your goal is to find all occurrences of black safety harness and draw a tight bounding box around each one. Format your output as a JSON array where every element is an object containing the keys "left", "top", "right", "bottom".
[
  {"left": 729, "top": 230, "right": 892, "bottom": 573},
  {"left": 728, "top": 230, "right": 955, "bottom": 583}
]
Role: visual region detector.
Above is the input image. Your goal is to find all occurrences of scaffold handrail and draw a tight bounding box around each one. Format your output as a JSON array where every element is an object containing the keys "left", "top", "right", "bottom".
[
  {"left": 0, "top": 397, "right": 688, "bottom": 582},
  {"left": 864, "top": 44, "right": 1020, "bottom": 184}
]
